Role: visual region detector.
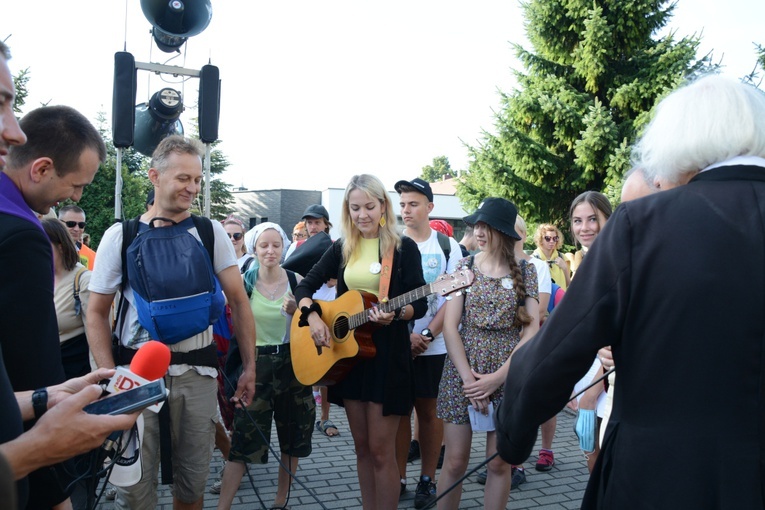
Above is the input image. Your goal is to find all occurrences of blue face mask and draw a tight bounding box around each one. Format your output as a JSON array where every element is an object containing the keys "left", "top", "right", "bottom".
[{"left": 575, "top": 409, "right": 597, "bottom": 453}]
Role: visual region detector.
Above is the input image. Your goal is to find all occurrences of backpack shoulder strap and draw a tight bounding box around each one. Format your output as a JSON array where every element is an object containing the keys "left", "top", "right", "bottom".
[
  {"left": 285, "top": 269, "right": 298, "bottom": 294},
  {"left": 73, "top": 266, "right": 87, "bottom": 296},
  {"left": 241, "top": 256, "right": 255, "bottom": 275},
  {"left": 114, "top": 216, "right": 141, "bottom": 334},
  {"left": 436, "top": 231, "right": 451, "bottom": 264},
  {"left": 72, "top": 266, "right": 87, "bottom": 317},
  {"left": 121, "top": 217, "right": 141, "bottom": 291},
  {"left": 191, "top": 215, "right": 215, "bottom": 267}
]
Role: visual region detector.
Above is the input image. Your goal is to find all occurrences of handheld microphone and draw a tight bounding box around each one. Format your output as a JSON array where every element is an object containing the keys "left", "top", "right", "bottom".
[{"left": 105, "top": 341, "right": 171, "bottom": 412}]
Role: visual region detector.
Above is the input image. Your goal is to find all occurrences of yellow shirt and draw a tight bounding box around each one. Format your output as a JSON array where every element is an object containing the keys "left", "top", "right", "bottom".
[
  {"left": 344, "top": 238, "right": 381, "bottom": 297},
  {"left": 533, "top": 249, "right": 568, "bottom": 291}
]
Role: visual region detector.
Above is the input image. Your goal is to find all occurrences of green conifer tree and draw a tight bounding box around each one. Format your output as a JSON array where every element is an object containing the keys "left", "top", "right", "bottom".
[{"left": 459, "top": 0, "right": 713, "bottom": 228}]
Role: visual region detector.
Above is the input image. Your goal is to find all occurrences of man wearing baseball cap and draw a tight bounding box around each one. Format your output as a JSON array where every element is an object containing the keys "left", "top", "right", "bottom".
[
  {"left": 284, "top": 204, "right": 340, "bottom": 437},
  {"left": 394, "top": 177, "right": 460, "bottom": 508}
]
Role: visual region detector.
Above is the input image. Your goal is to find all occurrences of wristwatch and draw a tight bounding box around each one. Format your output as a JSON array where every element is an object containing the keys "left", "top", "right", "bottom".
[
  {"left": 421, "top": 328, "right": 434, "bottom": 341},
  {"left": 32, "top": 387, "right": 48, "bottom": 419}
]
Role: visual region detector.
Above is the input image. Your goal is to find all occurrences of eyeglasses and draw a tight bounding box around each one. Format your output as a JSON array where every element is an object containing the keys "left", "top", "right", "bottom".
[
  {"left": 64, "top": 221, "right": 86, "bottom": 229},
  {"left": 544, "top": 236, "right": 559, "bottom": 242},
  {"left": 293, "top": 233, "right": 307, "bottom": 239},
  {"left": 227, "top": 232, "right": 243, "bottom": 241}
]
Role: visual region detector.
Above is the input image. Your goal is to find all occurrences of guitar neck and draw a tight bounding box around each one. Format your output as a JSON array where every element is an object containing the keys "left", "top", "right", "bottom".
[{"left": 348, "top": 284, "right": 434, "bottom": 330}]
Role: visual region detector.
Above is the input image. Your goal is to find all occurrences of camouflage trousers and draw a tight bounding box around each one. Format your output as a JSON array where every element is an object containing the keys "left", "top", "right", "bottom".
[{"left": 229, "top": 349, "right": 315, "bottom": 464}]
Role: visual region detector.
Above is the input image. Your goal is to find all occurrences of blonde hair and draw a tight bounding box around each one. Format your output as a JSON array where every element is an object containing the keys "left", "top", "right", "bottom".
[
  {"left": 340, "top": 174, "right": 401, "bottom": 265},
  {"left": 514, "top": 215, "right": 527, "bottom": 238},
  {"left": 533, "top": 223, "right": 564, "bottom": 251}
]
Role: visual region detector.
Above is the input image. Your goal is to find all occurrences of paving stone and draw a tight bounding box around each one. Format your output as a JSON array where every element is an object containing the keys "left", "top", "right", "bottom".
[{"left": 96, "top": 405, "right": 592, "bottom": 509}]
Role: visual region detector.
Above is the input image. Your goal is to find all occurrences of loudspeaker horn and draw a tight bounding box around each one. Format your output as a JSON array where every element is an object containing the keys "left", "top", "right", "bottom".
[
  {"left": 133, "top": 88, "right": 185, "bottom": 157},
  {"left": 140, "top": 0, "right": 212, "bottom": 53}
]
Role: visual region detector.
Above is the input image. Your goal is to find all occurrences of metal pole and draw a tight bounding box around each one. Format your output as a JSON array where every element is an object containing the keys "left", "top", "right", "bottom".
[
  {"left": 204, "top": 143, "right": 212, "bottom": 217},
  {"left": 115, "top": 147, "right": 123, "bottom": 220}
]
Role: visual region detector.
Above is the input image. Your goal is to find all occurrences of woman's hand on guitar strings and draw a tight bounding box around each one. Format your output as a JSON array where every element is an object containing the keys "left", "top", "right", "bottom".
[
  {"left": 308, "top": 313, "right": 331, "bottom": 348},
  {"left": 368, "top": 304, "right": 395, "bottom": 325}
]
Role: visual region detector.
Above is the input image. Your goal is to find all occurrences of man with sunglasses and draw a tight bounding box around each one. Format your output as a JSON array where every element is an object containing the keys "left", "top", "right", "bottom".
[{"left": 58, "top": 204, "right": 96, "bottom": 270}]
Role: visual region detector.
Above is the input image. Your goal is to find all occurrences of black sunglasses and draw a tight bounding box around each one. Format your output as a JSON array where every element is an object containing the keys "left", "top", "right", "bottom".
[
  {"left": 544, "top": 235, "right": 559, "bottom": 242},
  {"left": 227, "top": 232, "right": 243, "bottom": 240},
  {"left": 64, "top": 221, "right": 86, "bottom": 229}
]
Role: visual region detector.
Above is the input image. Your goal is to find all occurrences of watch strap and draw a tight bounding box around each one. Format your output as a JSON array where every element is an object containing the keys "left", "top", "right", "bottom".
[{"left": 32, "top": 387, "right": 48, "bottom": 419}]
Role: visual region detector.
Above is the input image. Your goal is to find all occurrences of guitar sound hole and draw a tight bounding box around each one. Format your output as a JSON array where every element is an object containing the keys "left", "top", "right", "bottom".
[{"left": 334, "top": 316, "right": 349, "bottom": 339}]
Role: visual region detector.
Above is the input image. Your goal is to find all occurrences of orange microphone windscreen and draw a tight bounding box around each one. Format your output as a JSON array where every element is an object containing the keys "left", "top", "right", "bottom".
[{"left": 130, "top": 341, "right": 171, "bottom": 381}]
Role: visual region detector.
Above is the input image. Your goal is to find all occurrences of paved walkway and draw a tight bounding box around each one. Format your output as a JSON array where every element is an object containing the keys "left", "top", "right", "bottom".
[{"left": 98, "top": 406, "right": 589, "bottom": 509}]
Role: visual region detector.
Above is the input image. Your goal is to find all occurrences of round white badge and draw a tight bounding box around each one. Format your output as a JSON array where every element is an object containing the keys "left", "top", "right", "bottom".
[{"left": 369, "top": 262, "right": 382, "bottom": 274}]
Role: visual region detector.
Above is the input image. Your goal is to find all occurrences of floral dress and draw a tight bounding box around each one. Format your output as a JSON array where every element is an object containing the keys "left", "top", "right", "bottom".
[{"left": 437, "top": 257, "right": 538, "bottom": 424}]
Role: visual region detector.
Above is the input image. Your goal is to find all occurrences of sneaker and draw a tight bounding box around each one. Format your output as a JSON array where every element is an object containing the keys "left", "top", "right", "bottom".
[
  {"left": 105, "top": 485, "right": 117, "bottom": 501},
  {"left": 476, "top": 469, "right": 487, "bottom": 485},
  {"left": 511, "top": 467, "right": 526, "bottom": 490},
  {"left": 209, "top": 466, "right": 224, "bottom": 494},
  {"left": 414, "top": 475, "right": 437, "bottom": 509},
  {"left": 535, "top": 449, "right": 554, "bottom": 472},
  {"left": 407, "top": 440, "right": 421, "bottom": 462},
  {"left": 437, "top": 445, "right": 445, "bottom": 469},
  {"left": 400, "top": 478, "right": 407, "bottom": 495}
]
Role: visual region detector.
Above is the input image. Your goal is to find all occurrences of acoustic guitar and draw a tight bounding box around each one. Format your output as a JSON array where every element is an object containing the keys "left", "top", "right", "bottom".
[{"left": 290, "top": 268, "right": 475, "bottom": 386}]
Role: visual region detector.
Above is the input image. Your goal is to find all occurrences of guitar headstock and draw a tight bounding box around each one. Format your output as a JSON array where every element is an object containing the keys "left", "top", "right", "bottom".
[{"left": 431, "top": 268, "right": 475, "bottom": 298}]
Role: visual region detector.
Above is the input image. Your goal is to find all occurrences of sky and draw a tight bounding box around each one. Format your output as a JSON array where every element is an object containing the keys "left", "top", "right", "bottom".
[{"left": 4, "top": 1, "right": 764, "bottom": 193}]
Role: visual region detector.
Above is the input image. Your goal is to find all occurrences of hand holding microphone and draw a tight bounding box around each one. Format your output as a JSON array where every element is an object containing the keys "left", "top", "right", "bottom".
[{"left": 103, "top": 341, "right": 171, "bottom": 413}]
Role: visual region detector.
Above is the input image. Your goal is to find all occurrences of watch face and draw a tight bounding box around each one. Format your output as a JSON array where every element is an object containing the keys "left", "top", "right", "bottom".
[{"left": 422, "top": 329, "right": 433, "bottom": 339}]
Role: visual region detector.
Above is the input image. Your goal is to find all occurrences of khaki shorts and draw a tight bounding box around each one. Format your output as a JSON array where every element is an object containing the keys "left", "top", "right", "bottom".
[
  {"left": 229, "top": 351, "right": 315, "bottom": 464},
  {"left": 115, "top": 370, "right": 217, "bottom": 508}
]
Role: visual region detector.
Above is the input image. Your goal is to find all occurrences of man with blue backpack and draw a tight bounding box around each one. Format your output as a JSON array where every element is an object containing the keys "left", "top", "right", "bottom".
[{"left": 87, "top": 135, "right": 257, "bottom": 510}]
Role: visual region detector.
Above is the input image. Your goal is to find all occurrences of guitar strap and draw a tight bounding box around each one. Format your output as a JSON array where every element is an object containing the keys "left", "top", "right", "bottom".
[{"left": 378, "top": 246, "right": 395, "bottom": 303}]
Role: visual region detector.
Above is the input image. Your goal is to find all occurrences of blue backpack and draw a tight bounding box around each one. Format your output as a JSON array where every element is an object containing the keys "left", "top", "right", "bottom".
[{"left": 123, "top": 216, "right": 225, "bottom": 345}]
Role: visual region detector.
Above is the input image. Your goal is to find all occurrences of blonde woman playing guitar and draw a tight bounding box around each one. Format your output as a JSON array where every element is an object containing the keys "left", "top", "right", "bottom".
[{"left": 294, "top": 174, "right": 426, "bottom": 509}]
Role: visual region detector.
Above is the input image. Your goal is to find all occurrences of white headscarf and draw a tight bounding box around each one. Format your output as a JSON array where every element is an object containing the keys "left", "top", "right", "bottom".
[{"left": 243, "top": 222, "right": 291, "bottom": 287}]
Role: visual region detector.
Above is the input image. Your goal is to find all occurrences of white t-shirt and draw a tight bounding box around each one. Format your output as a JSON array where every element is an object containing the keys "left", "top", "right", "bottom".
[
  {"left": 527, "top": 257, "right": 551, "bottom": 295},
  {"left": 405, "top": 230, "right": 462, "bottom": 356},
  {"left": 237, "top": 253, "right": 255, "bottom": 272},
  {"left": 90, "top": 218, "right": 238, "bottom": 377}
]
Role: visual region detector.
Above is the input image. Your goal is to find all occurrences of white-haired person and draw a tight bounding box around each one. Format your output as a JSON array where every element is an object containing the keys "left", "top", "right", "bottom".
[
  {"left": 497, "top": 74, "right": 765, "bottom": 508},
  {"left": 294, "top": 174, "right": 427, "bottom": 508}
]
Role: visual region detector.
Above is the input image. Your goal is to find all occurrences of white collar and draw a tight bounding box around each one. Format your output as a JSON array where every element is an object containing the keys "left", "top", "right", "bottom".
[{"left": 702, "top": 155, "right": 765, "bottom": 172}]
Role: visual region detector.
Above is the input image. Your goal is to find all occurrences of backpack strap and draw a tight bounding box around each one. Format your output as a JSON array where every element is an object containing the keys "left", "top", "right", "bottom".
[
  {"left": 285, "top": 269, "right": 298, "bottom": 294},
  {"left": 113, "top": 217, "right": 141, "bottom": 335},
  {"left": 436, "top": 231, "right": 451, "bottom": 264},
  {"left": 190, "top": 215, "right": 215, "bottom": 267},
  {"left": 241, "top": 256, "right": 255, "bottom": 275},
  {"left": 120, "top": 217, "right": 141, "bottom": 293},
  {"left": 72, "top": 266, "right": 87, "bottom": 317}
]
